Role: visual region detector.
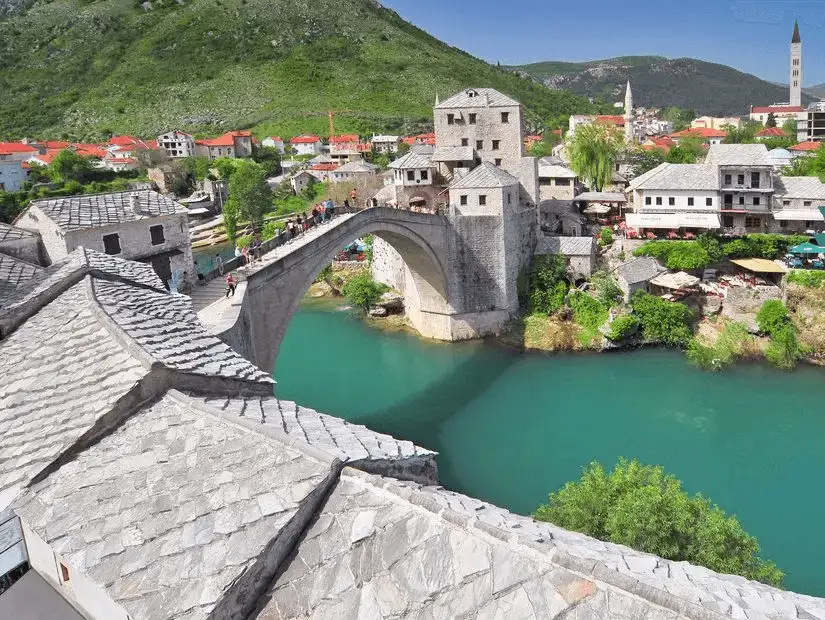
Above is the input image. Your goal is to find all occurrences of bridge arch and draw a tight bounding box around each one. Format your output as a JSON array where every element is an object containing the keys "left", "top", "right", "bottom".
[{"left": 237, "top": 208, "right": 454, "bottom": 374}]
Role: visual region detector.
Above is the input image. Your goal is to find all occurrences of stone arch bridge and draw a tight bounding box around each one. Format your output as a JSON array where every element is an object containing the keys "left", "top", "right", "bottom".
[{"left": 210, "top": 206, "right": 535, "bottom": 373}]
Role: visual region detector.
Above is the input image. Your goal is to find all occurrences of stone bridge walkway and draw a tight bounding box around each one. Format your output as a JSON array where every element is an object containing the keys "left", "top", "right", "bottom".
[{"left": 192, "top": 213, "right": 356, "bottom": 324}]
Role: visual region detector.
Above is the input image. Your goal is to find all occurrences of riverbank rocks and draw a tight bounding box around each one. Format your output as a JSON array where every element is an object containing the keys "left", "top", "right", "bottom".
[
  {"left": 700, "top": 294, "right": 723, "bottom": 317},
  {"left": 369, "top": 306, "right": 389, "bottom": 317},
  {"left": 377, "top": 291, "right": 404, "bottom": 313}
]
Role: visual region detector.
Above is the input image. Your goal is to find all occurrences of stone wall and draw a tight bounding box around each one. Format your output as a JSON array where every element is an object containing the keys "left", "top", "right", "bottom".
[{"left": 15, "top": 206, "right": 66, "bottom": 265}]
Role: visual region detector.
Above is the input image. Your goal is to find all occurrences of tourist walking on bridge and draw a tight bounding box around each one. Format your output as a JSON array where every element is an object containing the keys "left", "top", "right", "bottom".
[{"left": 225, "top": 272, "right": 236, "bottom": 297}]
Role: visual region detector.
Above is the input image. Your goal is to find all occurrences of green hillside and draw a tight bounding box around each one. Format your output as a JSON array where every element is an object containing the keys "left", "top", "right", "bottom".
[
  {"left": 0, "top": 0, "right": 595, "bottom": 140},
  {"left": 510, "top": 56, "right": 816, "bottom": 116}
]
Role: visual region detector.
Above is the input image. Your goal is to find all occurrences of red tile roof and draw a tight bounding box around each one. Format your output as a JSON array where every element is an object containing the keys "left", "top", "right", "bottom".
[
  {"left": 790, "top": 141, "right": 821, "bottom": 151},
  {"left": 751, "top": 105, "right": 803, "bottom": 114},
  {"left": 755, "top": 127, "right": 788, "bottom": 137},
  {"left": 291, "top": 135, "right": 321, "bottom": 144},
  {"left": 329, "top": 134, "right": 360, "bottom": 144},
  {"left": 71, "top": 144, "right": 107, "bottom": 158},
  {"left": 265, "top": 136, "right": 283, "bottom": 142},
  {"left": 357, "top": 143, "right": 372, "bottom": 152},
  {"left": 108, "top": 135, "right": 139, "bottom": 147},
  {"left": 595, "top": 115, "right": 626, "bottom": 127},
  {"left": 311, "top": 163, "right": 338, "bottom": 171},
  {"left": 669, "top": 127, "right": 727, "bottom": 139},
  {"left": 106, "top": 157, "right": 138, "bottom": 164},
  {"left": 0, "top": 142, "right": 37, "bottom": 155},
  {"left": 198, "top": 130, "right": 252, "bottom": 147},
  {"left": 552, "top": 128, "right": 563, "bottom": 136},
  {"left": 29, "top": 149, "right": 63, "bottom": 165},
  {"left": 42, "top": 140, "right": 70, "bottom": 150}
]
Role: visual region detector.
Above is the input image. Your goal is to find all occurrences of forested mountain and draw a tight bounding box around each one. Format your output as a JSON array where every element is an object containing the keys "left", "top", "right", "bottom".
[
  {"left": 510, "top": 56, "right": 817, "bottom": 116},
  {"left": 0, "top": 0, "right": 596, "bottom": 139}
]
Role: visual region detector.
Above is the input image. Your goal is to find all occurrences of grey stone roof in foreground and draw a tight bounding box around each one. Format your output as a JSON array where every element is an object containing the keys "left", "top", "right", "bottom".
[
  {"left": 388, "top": 151, "right": 435, "bottom": 170},
  {"left": 256, "top": 469, "right": 825, "bottom": 620},
  {"left": 0, "top": 253, "right": 42, "bottom": 298},
  {"left": 0, "top": 281, "right": 148, "bottom": 499},
  {"left": 13, "top": 392, "right": 334, "bottom": 620},
  {"left": 26, "top": 189, "right": 185, "bottom": 232},
  {"left": 0, "top": 221, "right": 37, "bottom": 243},
  {"left": 196, "top": 394, "right": 436, "bottom": 471}
]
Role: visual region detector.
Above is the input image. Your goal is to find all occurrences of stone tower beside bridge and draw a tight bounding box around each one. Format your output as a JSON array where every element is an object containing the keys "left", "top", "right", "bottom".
[{"left": 371, "top": 87, "right": 539, "bottom": 341}]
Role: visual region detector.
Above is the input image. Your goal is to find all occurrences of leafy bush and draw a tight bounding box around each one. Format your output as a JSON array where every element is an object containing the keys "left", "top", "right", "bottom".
[
  {"left": 568, "top": 291, "right": 608, "bottom": 347},
  {"left": 788, "top": 270, "right": 825, "bottom": 288},
  {"left": 533, "top": 458, "right": 783, "bottom": 586},
  {"left": 722, "top": 234, "right": 809, "bottom": 260},
  {"left": 342, "top": 272, "right": 388, "bottom": 314},
  {"left": 235, "top": 235, "right": 253, "bottom": 249},
  {"left": 590, "top": 271, "right": 622, "bottom": 307},
  {"left": 527, "top": 255, "right": 569, "bottom": 315},
  {"left": 630, "top": 292, "right": 695, "bottom": 346},
  {"left": 599, "top": 227, "right": 614, "bottom": 245},
  {"left": 633, "top": 240, "right": 710, "bottom": 270},
  {"left": 765, "top": 324, "right": 807, "bottom": 370},
  {"left": 686, "top": 321, "right": 755, "bottom": 371},
  {"left": 756, "top": 300, "right": 789, "bottom": 335},
  {"left": 606, "top": 314, "right": 638, "bottom": 341}
]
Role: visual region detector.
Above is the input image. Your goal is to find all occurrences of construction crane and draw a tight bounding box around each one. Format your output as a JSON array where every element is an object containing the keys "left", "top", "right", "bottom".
[{"left": 328, "top": 110, "right": 357, "bottom": 139}]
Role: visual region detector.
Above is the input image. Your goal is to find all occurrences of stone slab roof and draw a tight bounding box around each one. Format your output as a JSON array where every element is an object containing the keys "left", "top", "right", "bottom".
[
  {"left": 259, "top": 468, "right": 774, "bottom": 620},
  {"left": 774, "top": 176, "right": 825, "bottom": 200},
  {"left": 12, "top": 392, "right": 334, "bottom": 620},
  {"left": 388, "top": 151, "right": 435, "bottom": 170},
  {"left": 0, "top": 254, "right": 41, "bottom": 295},
  {"left": 538, "top": 163, "right": 578, "bottom": 178},
  {"left": 629, "top": 163, "right": 718, "bottom": 191},
  {"left": 195, "top": 394, "right": 436, "bottom": 470},
  {"left": 705, "top": 144, "right": 772, "bottom": 167},
  {"left": 449, "top": 162, "right": 519, "bottom": 189},
  {"left": 366, "top": 473, "right": 825, "bottom": 620},
  {"left": 0, "top": 221, "right": 37, "bottom": 243},
  {"left": 431, "top": 146, "right": 475, "bottom": 162},
  {"left": 25, "top": 190, "right": 185, "bottom": 232},
  {"left": 0, "top": 247, "right": 164, "bottom": 316},
  {"left": 435, "top": 88, "right": 521, "bottom": 109},
  {"left": 92, "top": 278, "right": 272, "bottom": 385},
  {"left": 537, "top": 236, "right": 595, "bottom": 256},
  {"left": 334, "top": 160, "right": 377, "bottom": 173},
  {"left": 617, "top": 256, "right": 667, "bottom": 285},
  {"left": 0, "top": 281, "right": 148, "bottom": 502}
]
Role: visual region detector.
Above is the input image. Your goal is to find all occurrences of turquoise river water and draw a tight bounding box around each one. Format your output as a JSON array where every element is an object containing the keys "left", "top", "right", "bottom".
[{"left": 275, "top": 298, "right": 825, "bottom": 595}]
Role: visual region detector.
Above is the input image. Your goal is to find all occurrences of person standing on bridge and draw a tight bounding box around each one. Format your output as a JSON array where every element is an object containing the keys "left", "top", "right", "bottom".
[
  {"left": 225, "top": 272, "right": 236, "bottom": 297},
  {"left": 215, "top": 253, "right": 224, "bottom": 275}
]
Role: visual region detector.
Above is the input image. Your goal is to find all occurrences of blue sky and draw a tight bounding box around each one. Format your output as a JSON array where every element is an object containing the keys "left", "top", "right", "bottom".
[{"left": 381, "top": 0, "right": 824, "bottom": 85}]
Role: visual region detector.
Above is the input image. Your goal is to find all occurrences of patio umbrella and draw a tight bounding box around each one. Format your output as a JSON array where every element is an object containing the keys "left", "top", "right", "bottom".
[{"left": 790, "top": 241, "right": 825, "bottom": 255}]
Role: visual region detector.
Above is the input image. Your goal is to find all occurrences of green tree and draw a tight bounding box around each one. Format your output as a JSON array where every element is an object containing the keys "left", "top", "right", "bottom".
[
  {"left": 213, "top": 157, "right": 239, "bottom": 180},
  {"left": 590, "top": 270, "right": 622, "bottom": 307},
  {"left": 661, "top": 107, "right": 696, "bottom": 131},
  {"left": 395, "top": 141, "right": 411, "bottom": 157},
  {"left": 627, "top": 147, "right": 666, "bottom": 178},
  {"left": 222, "top": 199, "right": 240, "bottom": 244},
  {"left": 49, "top": 150, "right": 93, "bottom": 183},
  {"left": 527, "top": 254, "right": 568, "bottom": 314},
  {"left": 534, "top": 458, "right": 783, "bottom": 586},
  {"left": 756, "top": 300, "right": 789, "bottom": 335},
  {"left": 252, "top": 146, "right": 282, "bottom": 177},
  {"left": 606, "top": 314, "right": 638, "bottom": 341},
  {"left": 630, "top": 291, "right": 695, "bottom": 346},
  {"left": 568, "top": 123, "right": 622, "bottom": 191},
  {"left": 765, "top": 113, "right": 776, "bottom": 128},
  {"left": 665, "top": 136, "right": 705, "bottom": 163},
  {"left": 226, "top": 160, "right": 272, "bottom": 234},
  {"left": 781, "top": 118, "right": 797, "bottom": 136},
  {"left": 342, "top": 272, "right": 386, "bottom": 314},
  {"left": 180, "top": 156, "right": 212, "bottom": 181},
  {"left": 765, "top": 324, "right": 806, "bottom": 370}
]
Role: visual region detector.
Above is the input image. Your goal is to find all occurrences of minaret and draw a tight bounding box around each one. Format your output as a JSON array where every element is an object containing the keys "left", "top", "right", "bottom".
[
  {"left": 623, "top": 81, "right": 635, "bottom": 144},
  {"left": 790, "top": 20, "right": 802, "bottom": 107}
]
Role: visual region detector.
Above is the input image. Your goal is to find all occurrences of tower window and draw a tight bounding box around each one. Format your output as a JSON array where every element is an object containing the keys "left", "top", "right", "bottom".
[
  {"left": 479, "top": 195, "right": 487, "bottom": 206},
  {"left": 149, "top": 224, "right": 165, "bottom": 245},
  {"left": 688, "top": 197, "right": 694, "bottom": 206},
  {"left": 447, "top": 114, "right": 455, "bottom": 125},
  {"left": 492, "top": 140, "right": 500, "bottom": 150},
  {"left": 461, "top": 138, "right": 468, "bottom": 147},
  {"left": 501, "top": 112, "right": 509, "bottom": 124},
  {"left": 668, "top": 197, "right": 675, "bottom": 206},
  {"left": 655, "top": 197, "right": 662, "bottom": 205},
  {"left": 103, "top": 233, "right": 121, "bottom": 255},
  {"left": 468, "top": 113, "right": 477, "bottom": 124},
  {"left": 460, "top": 195, "right": 467, "bottom": 206},
  {"left": 476, "top": 140, "right": 483, "bottom": 150},
  {"left": 645, "top": 196, "right": 651, "bottom": 205}
]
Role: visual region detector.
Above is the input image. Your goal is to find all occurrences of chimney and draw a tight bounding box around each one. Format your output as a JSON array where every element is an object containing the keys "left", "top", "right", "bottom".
[{"left": 130, "top": 193, "right": 141, "bottom": 215}]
